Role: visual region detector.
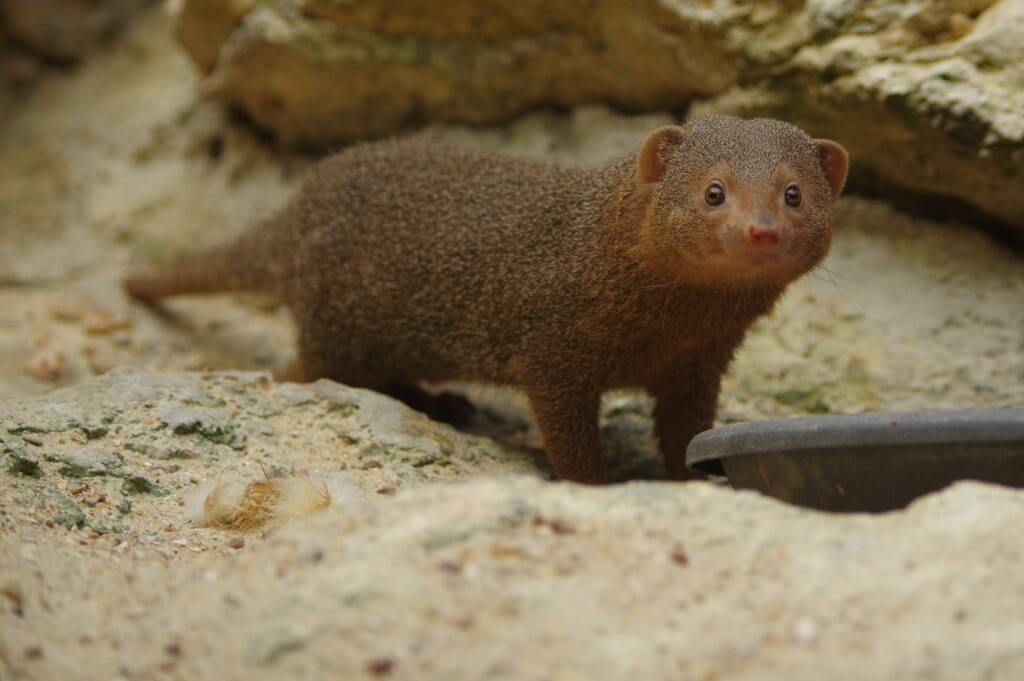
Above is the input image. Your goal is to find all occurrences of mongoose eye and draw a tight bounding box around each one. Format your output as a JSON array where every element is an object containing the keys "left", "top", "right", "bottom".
[
  {"left": 784, "top": 184, "right": 802, "bottom": 207},
  {"left": 704, "top": 183, "right": 726, "bottom": 207}
]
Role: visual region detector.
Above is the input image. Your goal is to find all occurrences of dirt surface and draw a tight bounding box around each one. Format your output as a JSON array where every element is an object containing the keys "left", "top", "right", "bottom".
[{"left": 1, "top": 6, "right": 1024, "bottom": 680}]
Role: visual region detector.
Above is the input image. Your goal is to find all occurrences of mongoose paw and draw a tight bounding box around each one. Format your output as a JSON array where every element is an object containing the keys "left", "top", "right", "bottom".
[{"left": 665, "top": 463, "right": 707, "bottom": 483}]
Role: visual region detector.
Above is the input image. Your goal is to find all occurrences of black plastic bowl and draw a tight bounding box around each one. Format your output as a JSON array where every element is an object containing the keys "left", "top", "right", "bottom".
[{"left": 686, "top": 408, "right": 1024, "bottom": 512}]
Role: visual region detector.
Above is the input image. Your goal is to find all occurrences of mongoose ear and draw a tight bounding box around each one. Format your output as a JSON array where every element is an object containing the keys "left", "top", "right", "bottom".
[
  {"left": 637, "top": 125, "right": 688, "bottom": 185},
  {"left": 813, "top": 139, "right": 849, "bottom": 201}
]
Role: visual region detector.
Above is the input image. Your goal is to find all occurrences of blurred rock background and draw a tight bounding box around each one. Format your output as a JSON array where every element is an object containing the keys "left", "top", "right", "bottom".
[
  {"left": 179, "top": 0, "right": 1024, "bottom": 233},
  {"left": 0, "top": 0, "right": 152, "bottom": 97},
  {"left": 1, "top": 2, "right": 1023, "bottom": 679}
]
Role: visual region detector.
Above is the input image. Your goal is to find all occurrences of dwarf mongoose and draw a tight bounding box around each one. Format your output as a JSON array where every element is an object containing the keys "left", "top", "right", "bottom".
[{"left": 124, "top": 115, "right": 849, "bottom": 484}]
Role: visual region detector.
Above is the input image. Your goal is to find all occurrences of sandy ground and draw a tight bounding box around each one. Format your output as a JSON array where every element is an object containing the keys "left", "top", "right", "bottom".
[{"left": 1, "top": 6, "right": 1023, "bottom": 679}]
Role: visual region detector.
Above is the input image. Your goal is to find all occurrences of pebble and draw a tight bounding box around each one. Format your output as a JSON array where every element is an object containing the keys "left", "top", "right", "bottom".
[
  {"left": 111, "top": 330, "right": 133, "bottom": 346},
  {"left": 793, "top": 617, "right": 818, "bottom": 646},
  {"left": 1, "top": 580, "right": 24, "bottom": 608},
  {"left": 24, "top": 349, "right": 64, "bottom": 382},
  {"left": 83, "top": 310, "right": 132, "bottom": 335},
  {"left": 49, "top": 302, "right": 83, "bottom": 322},
  {"left": 228, "top": 536, "right": 245, "bottom": 550},
  {"left": 366, "top": 658, "right": 396, "bottom": 676},
  {"left": 670, "top": 549, "right": 689, "bottom": 567},
  {"left": 56, "top": 447, "right": 123, "bottom": 476}
]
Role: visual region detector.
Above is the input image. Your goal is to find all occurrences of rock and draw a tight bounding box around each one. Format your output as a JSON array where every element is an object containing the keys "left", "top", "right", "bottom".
[
  {"left": 7, "top": 478, "right": 1024, "bottom": 678},
  {"left": 30, "top": 487, "right": 86, "bottom": 529},
  {"left": 174, "top": 0, "right": 253, "bottom": 73},
  {"left": 177, "top": 0, "right": 1024, "bottom": 231},
  {"left": 0, "top": 0, "right": 153, "bottom": 62},
  {"left": 121, "top": 474, "right": 164, "bottom": 496},
  {"left": 77, "top": 367, "right": 218, "bottom": 408},
  {"left": 3, "top": 401, "right": 87, "bottom": 435},
  {"left": 147, "top": 480, "right": 1024, "bottom": 677},
  {"left": 155, "top": 403, "right": 239, "bottom": 446},
  {"left": 52, "top": 448, "right": 123, "bottom": 477},
  {"left": 177, "top": 0, "right": 745, "bottom": 147},
  {"left": 0, "top": 369, "right": 540, "bottom": 545},
  {"left": 243, "top": 623, "right": 310, "bottom": 666},
  {"left": 23, "top": 348, "right": 64, "bottom": 382},
  {"left": 313, "top": 380, "right": 456, "bottom": 460},
  {"left": 3, "top": 435, "right": 40, "bottom": 477},
  {"left": 1, "top": 397, "right": 111, "bottom": 440}
]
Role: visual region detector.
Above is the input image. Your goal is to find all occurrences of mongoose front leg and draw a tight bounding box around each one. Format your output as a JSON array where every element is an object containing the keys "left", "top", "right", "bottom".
[
  {"left": 650, "top": 351, "right": 732, "bottom": 480},
  {"left": 526, "top": 385, "right": 610, "bottom": 485},
  {"left": 651, "top": 387, "right": 717, "bottom": 481}
]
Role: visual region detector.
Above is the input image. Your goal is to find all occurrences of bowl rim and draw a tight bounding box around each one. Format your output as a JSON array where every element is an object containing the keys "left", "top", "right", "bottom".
[{"left": 686, "top": 407, "right": 1024, "bottom": 471}]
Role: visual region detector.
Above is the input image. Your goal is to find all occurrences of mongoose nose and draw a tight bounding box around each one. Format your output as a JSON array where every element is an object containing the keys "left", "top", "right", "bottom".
[{"left": 746, "top": 224, "right": 781, "bottom": 245}]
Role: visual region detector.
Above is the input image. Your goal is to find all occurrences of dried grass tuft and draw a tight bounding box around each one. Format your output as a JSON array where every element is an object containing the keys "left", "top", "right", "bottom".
[{"left": 189, "top": 467, "right": 342, "bottom": 531}]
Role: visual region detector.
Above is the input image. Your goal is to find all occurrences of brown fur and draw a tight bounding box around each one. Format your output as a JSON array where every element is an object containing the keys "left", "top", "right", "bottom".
[{"left": 124, "top": 115, "right": 848, "bottom": 484}]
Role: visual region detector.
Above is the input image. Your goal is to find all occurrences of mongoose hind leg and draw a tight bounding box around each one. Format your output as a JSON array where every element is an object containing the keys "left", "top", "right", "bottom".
[
  {"left": 285, "top": 299, "right": 392, "bottom": 388},
  {"left": 526, "top": 385, "right": 611, "bottom": 485},
  {"left": 273, "top": 358, "right": 311, "bottom": 383},
  {"left": 272, "top": 337, "right": 338, "bottom": 384}
]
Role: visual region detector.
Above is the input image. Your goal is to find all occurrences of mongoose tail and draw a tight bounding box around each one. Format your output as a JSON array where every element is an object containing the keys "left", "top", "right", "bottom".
[{"left": 123, "top": 216, "right": 290, "bottom": 301}]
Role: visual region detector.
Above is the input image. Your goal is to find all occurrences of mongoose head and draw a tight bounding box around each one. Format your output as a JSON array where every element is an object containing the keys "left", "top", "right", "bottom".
[{"left": 635, "top": 115, "right": 848, "bottom": 286}]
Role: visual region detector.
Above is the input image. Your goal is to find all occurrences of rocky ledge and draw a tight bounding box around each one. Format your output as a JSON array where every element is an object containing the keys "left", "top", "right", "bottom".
[
  {"left": 177, "top": 0, "right": 1024, "bottom": 232},
  {"left": 2, "top": 368, "right": 1024, "bottom": 679}
]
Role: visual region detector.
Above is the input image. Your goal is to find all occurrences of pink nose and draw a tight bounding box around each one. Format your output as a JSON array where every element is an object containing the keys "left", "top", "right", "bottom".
[{"left": 747, "top": 225, "right": 780, "bottom": 245}]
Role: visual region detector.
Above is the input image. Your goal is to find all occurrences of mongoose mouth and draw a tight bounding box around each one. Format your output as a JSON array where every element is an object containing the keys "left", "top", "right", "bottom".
[
  {"left": 739, "top": 251, "right": 783, "bottom": 266},
  {"left": 683, "top": 245, "right": 803, "bottom": 285}
]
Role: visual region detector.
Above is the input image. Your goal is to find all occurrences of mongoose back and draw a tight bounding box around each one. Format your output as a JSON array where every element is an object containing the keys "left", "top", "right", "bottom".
[{"left": 125, "top": 115, "right": 849, "bottom": 483}]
